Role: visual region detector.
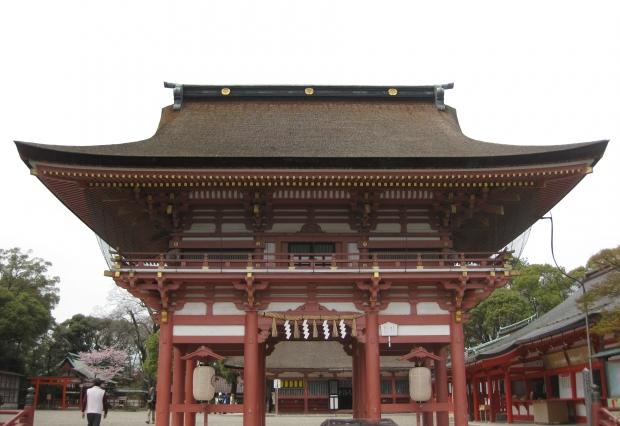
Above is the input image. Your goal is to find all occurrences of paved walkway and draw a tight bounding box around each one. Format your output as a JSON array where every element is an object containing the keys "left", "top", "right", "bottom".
[
  {"left": 29, "top": 411, "right": 424, "bottom": 425},
  {"left": 17, "top": 410, "right": 582, "bottom": 426}
]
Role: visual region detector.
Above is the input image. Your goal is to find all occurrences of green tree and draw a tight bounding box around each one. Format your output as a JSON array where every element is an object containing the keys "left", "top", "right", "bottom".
[
  {"left": 465, "top": 288, "right": 533, "bottom": 346},
  {"left": 509, "top": 261, "right": 574, "bottom": 316},
  {"left": 578, "top": 245, "right": 620, "bottom": 340},
  {"left": 143, "top": 331, "right": 159, "bottom": 384},
  {"left": 0, "top": 248, "right": 60, "bottom": 373},
  {"left": 52, "top": 314, "right": 107, "bottom": 353}
]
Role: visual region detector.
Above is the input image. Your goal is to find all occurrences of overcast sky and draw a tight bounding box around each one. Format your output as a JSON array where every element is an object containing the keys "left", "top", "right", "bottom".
[{"left": 1, "top": 1, "right": 618, "bottom": 323}]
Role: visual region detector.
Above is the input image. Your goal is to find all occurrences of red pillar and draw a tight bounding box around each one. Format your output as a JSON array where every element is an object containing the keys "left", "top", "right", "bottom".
[
  {"left": 471, "top": 378, "right": 480, "bottom": 421},
  {"left": 486, "top": 375, "right": 494, "bottom": 421},
  {"left": 243, "top": 310, "right": 260, "bottom": 426},
  {"left": 599, "top": 362, "right": 608, "bottom": 401},
  {"left": 356, "top": 340, "right": 367, "bottom": 418},
  {"left": 257, "top": 343, "right": 266, "bottom": 426},
  {"left": 359, "top": 342, "right": 368, "bottom": 418},
  {"left": 303, "top": 373, "right": 309, "bottom": 414},
  {"left": 450, "top": 312, "right": 468, "bottom": 426},
  {"left": 157, "top": 312, "right": 174, "bottom": 426},
  {"left": 33, "top": 379, "right": 40, "bottom": 410},
  {"left": 391, "top": 372, "right": 396, "bottom": 403},
  {"left": 61, "top": 380, "right": 67, "bottom": 409},
  {"left": 184, "top": 359, "right": 196, "bottom": 426},
  {"left": 435, "top": 346, "right": 449, "bottom": 426},
  {"left": 504, "top": 370, "right": 513, "bottom": 423},
  {"left": 172, "top": 347, "right": 185, "bottom": 426},
  {"left": 364, "top": 310, "right": 381, "bottom": 421},
  {"left": 423, "top": 358, "right": 434, "bottom": 426},
  {"left": 352, "top": 341, "right": 359, "bottom": 418}
]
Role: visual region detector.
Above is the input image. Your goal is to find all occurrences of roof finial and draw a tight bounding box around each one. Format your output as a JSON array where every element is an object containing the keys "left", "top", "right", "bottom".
[
  {"left": 164, "top": 82, "right": 184, "bottom": 110},
  {"left": 434, "top": 83, "right": 454, "bottom": 111}
]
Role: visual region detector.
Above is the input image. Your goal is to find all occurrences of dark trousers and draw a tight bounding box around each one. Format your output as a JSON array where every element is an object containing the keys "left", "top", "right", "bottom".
[{"left": 87, "top": 413, "right": 102, "bottom": 426}]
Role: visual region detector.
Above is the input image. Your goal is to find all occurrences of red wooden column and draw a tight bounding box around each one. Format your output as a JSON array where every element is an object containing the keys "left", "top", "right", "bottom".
[
  {"left": 435, "top": 346, "right": 449, "bottom": 426},
  {"left": 364, "top": 309, "right": 381, "bottom": 421},
  {"left": 391, "top": 372, "right": 396, "bottom": 403},
  {"left": 504, "top": 369, "right": 513, "bottom": 423},
  {"left": 33, "top": 378, "right": 40, "bottom": 410},
  {"left": 257, "top": 343, "right": 266, "bottom": 426},
  {"left": 351, "top": 340, "right": 359, "bottom": 418},
  {"left": 156, "top": 311, "right": 174, "bottom": 426},
  {"left": 423, "top": 358, "right": 434, "bottom": 426},
  {"left": 243, "top": 310, "right": 260, "bottom": 426},
  {"left": 450, "top": 312, "right": 468, "bottom": 426},
  {"left": 61, "top": 380, "right": 67, "bottom": 409},
  {"left": 486, "top": 375, "right": 493, "bottom": 421},
  {"left": 172, "top": 346, "right": 185, "bottom": 426},
  {"left": 303, "top": 373, "right": 309, "bottom": 414},
  {"left": 356, "top": 341, "right": 367, "bottom": 418},
  {"left": 471, "top": 378, "right": 480, "bottom": 421},
  {"left": 184, "top": 359, "right": 196, "bottom": 426}
]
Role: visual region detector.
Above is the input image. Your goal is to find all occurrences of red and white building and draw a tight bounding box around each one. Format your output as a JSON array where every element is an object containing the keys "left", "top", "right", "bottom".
[{"left": 15, "top": 83, "right": 607, "bottom": 425}]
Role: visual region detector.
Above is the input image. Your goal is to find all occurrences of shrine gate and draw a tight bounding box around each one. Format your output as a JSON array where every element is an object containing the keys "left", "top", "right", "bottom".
[{"left": 15, "top": 83, "right": 607, "bottom": 426}]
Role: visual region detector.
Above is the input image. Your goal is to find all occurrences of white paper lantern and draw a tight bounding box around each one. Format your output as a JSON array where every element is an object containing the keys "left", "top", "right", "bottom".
[
  {"left": 193, "top": 365, "right": 216, "bottom": 401},
  {"left": 409, "top": 367, "right": 432, "bottom": 402}
]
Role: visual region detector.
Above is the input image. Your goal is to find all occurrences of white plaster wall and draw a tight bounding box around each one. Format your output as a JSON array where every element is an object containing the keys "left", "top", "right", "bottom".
[
  {"left": 175, "top": 302, "right": 207, "bottom": 315},
  {"left": 398, "top": 325, "right": 450, "bottom": 336},
  {"left": 373, "top": 223, "right": 401, "bottom": 232},
  {"left": 265, "top": 302, "right": 302, "bottom": 311},
  {"left": 321, "top": 302, "right": 361, "bottom": 313},
  {"left": 416, "top": 302, "right": 449, "bottom": 315},
  {"left": 187, "top": 223, "right": 216, "bottom": 233},
  {"left": 212, "top": 302, "right": 245, "bottom": 315},
  {"left": 381, "top": 302, "right": 411, "bottom": 315},
  {"left": 173, "top": 325, "right": 245, "bottom": 336}
]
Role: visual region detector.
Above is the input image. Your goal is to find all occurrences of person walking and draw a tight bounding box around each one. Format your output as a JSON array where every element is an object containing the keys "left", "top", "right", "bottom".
[
  {"left": 81, "top": 378, "right": 108, "bottom": 426},
  {"left": 145, "top": 386, "right": 156, "bottom": 424}
]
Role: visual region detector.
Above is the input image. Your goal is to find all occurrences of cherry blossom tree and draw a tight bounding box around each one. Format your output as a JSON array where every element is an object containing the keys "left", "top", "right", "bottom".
[{"left": 78, "top": 347, "right": 129, "bottom": 382}]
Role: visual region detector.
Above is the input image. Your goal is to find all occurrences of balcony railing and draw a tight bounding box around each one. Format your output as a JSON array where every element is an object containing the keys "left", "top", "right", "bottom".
[{"left": 112, "top": 251, "right": 511, "bottom": 274}]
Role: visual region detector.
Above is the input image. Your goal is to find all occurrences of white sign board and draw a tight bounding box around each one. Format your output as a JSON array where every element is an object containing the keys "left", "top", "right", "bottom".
[
  {"left": 380, "top": 322, "right": 398, "bottom": 336},
  {"left": 380, "top": 322, "right": 398, "bottom": 348},
  {"left": 273, "top": 379, "right": 282, "bottom": 389}
]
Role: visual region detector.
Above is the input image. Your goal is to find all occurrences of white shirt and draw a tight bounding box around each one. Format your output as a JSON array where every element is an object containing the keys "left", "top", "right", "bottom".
[{"left": 85, "top": 386, "right": 106, "bottom": 414}]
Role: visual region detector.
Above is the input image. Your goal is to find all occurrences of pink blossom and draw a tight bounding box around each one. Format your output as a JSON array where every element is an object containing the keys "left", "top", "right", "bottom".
[{"left": 78, "top": 347, "right": 129, "bottom": 382}]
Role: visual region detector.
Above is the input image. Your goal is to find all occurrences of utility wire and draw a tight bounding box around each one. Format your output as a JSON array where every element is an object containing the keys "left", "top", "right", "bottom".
[{"left": 541, "top": 213, "right": 595, "bottom": 384}]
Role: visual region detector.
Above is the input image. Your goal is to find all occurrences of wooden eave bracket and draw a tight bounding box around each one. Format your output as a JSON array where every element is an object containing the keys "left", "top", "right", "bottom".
[
  {"left": 399, "top": 346, "right": 442, "bottom": 362},
  {"left": 181, "top": 345, "right": 224, "bottom": 362}
]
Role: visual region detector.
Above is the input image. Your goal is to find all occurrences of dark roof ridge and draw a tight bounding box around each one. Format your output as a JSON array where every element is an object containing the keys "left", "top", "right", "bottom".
[{"left": 163, "top": 82, "right": 455, "bottom": 110}]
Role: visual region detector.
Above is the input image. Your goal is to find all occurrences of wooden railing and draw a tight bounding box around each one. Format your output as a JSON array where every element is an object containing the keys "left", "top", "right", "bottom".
[
  {"left": 0, "top": 410, "right": 31, "bottom": 426},
  {"left": 0, "top": 388, "right": 35, "bottom": 426},
  {"left": 113, "top": 251, "right": 510, "bottom": 274},
  {"left": 599, "top": 407, "right": 620, "bottom": 426}
]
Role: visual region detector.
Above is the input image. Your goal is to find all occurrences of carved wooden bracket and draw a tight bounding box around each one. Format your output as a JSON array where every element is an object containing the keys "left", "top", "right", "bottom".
[
  {"left": 356, "top": 276, "right": 391, "bottom": 309},
  {"left": 233, "top": 274, "right": 269, "bottom": 309}
]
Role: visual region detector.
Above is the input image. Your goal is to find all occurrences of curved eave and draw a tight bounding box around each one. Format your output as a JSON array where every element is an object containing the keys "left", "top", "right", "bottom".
[{"left": 14, "top": 139, "right": 609, "bottom": 170}]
